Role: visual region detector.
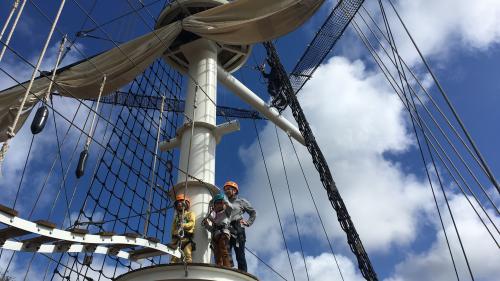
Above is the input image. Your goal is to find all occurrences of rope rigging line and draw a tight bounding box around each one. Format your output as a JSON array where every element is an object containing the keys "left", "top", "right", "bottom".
[
  {"left": 50, "top": 60, "right": 182, "bottom": 280},
  {"left": 47, "top": 101, "right": 97, "bottom": 222},
  {"left": 27, "top": 101, "right": 86, "bottom": 219},
  {"left": 352, "top": 5, "right": 500, "bottom": 234},
  {"left": 0, "top": 0, "right": 26, "bottom": 62},
  {"left": 11, "top": 135, "right": 35, "bottom": 209},
  {"left": 274, "top": 126, "right": 311, "bottom": 281},
  {"left": 144, "top": 96, "right": 166, "bottom": 236},
  {"left": 245, "top": 246, "right": 289, "bottom": 281},
  {"left": 75, "top": 0, "right": 162, "bottom": 36},
  {"left": 355, "top": 7, "right": 496, "bottom": 195},
  {"left": 386, "top": 0, "right": 500, "bottom": 195},
  {"left": 2, "top": 0, "right": 240, "bottom": 159},
  {"left": 253, "top": 119, "right": 297, "bottom": 281},
  {"left": 0, "top": 99, "right": 178, "bottom": 276},
  {"left": 0, "top": 43, "right": 168, "bottom": 166},
  {"left": 421, "top": 122, "right": 478, "bottom": 281},
  {"left": 180, "top": 85, "right": 197, "bottom": 233},
  {"left": 368, "top": 4, "right": 466, "bottom": 276},
  {"left": 0, "top": 2, "right": 186, "bottom": 278},
  {"left": 0, "top": 57, "right": 186, "bottom": 196},
  {"left": 351, "top": 16, "right": 500, "bottom": 246},
  {"left": 58, "top": 0, "right": 97, "bottom": 63},
  {"left": 262, "top": 41, "right": 379, "bottom": 281},
  {"left": 76, "top": 75, "right": 107, "bottom": 179},
  {"left": 351, "top": 10, "right": 500, "bottom": 221},
  {"left": 122, "top": 0, "right": 236, "bottom": 125},
  {"left": 11, "top": 40, "right": 182, "bottom": 276},
  {"left": 48, "top": 97, "right": 76, "bottom": 228},
  {"left": 359, "top": 4, "right": 499, "bottom": 215},
  {"left": 0, "top": 1, "right": 20, "bottom": 42},
  {"left": 288, "top": 135, "right": 346, "bottom": 281},
  {"left": 387, "top": 0, "right": 494, "bottom": 243},
  {"left": 404, "top": 85, "right": 461, "bottom": 281},
  {"left": 0, "top": 0, "right": 66, "bottom": 174},
  {"left": 289, "top": 0, "right": 366, "bottom": 96},
  {"left": 393, "top": 52, "right": 462, "bottom": 281},
  {"left": 349, "top": 7, "right": 500, "bottom": 279}
]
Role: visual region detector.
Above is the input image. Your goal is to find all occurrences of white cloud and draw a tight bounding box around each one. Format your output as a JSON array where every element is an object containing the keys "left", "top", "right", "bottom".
[
  {"left": 240, "top": 56, "right": 431, "bottom": 258},
  {"left": 254, "top": 251, "right": 366, "bottom": 281},
  {"left": 369, "top": 0, "right": 500, "bottom": 65},
  {"left": 385, "top": 194, "right": 500, "bottom": 281},
  {"left": 238, "top": 53, "right": 498, "bottom": 280},
  {"left": 0, "top": 42, "right": 115, "bottom": 218}
]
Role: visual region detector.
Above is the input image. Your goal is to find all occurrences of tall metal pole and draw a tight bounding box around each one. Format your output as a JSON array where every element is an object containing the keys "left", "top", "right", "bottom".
[{"left": 176, "top": 38, "right": 218, "bottom": 263}]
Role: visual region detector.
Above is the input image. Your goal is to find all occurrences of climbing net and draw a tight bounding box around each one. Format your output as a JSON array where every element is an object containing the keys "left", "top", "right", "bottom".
[{"left": 0, "top": 1, "right": 186, "bottom": 280}]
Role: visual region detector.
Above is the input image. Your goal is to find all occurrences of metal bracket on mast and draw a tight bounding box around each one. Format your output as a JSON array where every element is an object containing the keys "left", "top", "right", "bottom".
[
  {"left": 217, "top": 65, "right": 306, "bottom": 146},
  {"left": 159, "top": 120, "right": 240, "bottom": 151}
]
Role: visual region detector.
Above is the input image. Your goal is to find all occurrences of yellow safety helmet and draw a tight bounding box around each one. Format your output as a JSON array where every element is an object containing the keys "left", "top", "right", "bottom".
[{"left": 223, "top": 181, "right": 239, "bottom": 193}]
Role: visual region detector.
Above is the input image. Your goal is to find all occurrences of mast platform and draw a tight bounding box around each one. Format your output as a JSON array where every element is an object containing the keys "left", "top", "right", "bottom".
[{"left": 114, "top": 263, "right": 258, "bottom": 281}]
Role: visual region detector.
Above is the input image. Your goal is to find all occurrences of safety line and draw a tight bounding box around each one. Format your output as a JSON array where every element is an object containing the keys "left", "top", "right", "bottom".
[
  {"left": 253, "top": 120, "right": 296, "bottom": 281},
  {"left": 288, "top": 136, "right": 346, "bottom": 281},
  {"left": 274, "top": 126, "right": 310, "bottom": 281}
]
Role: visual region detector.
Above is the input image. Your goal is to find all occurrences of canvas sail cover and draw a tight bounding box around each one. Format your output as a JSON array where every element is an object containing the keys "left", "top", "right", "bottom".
[{"left": 0, "top": 0, "right": 324, "bottom": 141}]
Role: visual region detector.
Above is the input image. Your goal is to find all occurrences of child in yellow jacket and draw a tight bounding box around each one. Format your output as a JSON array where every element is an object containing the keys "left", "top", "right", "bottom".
[{"left": 169, "top": 194, "right": 195, "bottom": 263}]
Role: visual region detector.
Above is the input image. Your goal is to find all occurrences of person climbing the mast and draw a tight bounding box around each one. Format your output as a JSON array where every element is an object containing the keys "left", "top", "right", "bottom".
[
  {"left": 224, "top": 181, "right": 256, "bottom": 272},
  {"left": 202, "top": 193, "right": 232, "bottom": 267},
  {"left": 168, "top": 194, "right": 196, "bottom": 263}
]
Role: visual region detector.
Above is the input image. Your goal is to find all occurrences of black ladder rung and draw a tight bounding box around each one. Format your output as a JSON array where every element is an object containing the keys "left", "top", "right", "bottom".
[
  {"left": 110, "top": 244, "right": 133, "bottom": 250},
  {"left": 108, "top": 244, "right": 134, "bottom": 255},
  {"left": 67, "top": 227, "right": 88, "bottom": 235},
  {"left": 21, "top": 235, "right": 59, "bottom": 245},
  {"left": 128, "top": 248, "right": 163, "bottom": 260},
  {"left": 146, "top": 236, "right": 160, "bottom": 243},
  {"left": 35, "top": 220, "right": 57, "bottom": 229},
  {"left": 54, "top": 240, "right": 72, "bottom": 251},
  {"left": 0, "top": 227, "right": 29, "bottom": 239},
  {"left": 123, "top": 232, "right": 140, "bottom": 239},
  {"left": 97, "top": 231, "right": 115, "bottom": 237},
  {"left": 0, "top": 204, "right": 18, "bottom": 217}
]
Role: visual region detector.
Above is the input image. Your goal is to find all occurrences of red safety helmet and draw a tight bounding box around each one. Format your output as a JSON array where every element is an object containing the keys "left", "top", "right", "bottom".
[{"left": 175, "top": 194, "right": 190, "bottom": 207}]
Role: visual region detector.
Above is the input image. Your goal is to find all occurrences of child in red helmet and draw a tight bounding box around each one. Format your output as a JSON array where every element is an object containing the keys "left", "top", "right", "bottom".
[{"left": 168, "top": 194, "right": 196, "bottom": 263}]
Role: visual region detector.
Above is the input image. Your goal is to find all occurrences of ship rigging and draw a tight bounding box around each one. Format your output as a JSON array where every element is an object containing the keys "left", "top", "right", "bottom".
[{"left": 0, "top": 0, "right": 498, "bottom": 280}]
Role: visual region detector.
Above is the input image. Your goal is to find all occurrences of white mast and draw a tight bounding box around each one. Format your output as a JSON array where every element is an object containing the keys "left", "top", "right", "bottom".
[
  {"left": 174, "top": 37, "right": 219, "bottom": 263},
  {"left": 117, "top": 0, "right": 304, "bottom": 279}
]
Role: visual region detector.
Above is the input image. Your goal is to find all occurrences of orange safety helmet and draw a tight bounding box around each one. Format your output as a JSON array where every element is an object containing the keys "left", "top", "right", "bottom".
[
  {"left": 175, "top": 194, "right": 190, "bottom": 206},
  {"left": 223, "top": 181, "right": 239, "bottom": 193}
]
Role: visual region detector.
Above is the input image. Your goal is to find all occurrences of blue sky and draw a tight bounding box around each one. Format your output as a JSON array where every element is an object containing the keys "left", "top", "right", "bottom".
[{"left": 0, "top": 0, "right": 499, "bottom": 280}]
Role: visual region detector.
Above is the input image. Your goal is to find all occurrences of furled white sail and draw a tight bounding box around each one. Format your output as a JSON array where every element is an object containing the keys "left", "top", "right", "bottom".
[{"left": 0, "top": 0, "right": 324, "bottom": 141}]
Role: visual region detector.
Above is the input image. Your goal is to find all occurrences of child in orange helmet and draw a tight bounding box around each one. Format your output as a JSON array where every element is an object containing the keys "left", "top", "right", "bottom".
[{"left": 168, "top": 194, "right": 196, "bottom": 263}]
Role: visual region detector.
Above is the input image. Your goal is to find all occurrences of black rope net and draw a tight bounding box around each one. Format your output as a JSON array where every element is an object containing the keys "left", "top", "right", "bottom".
[
  {"left": 0, "top": 1, "right": 188, "bottom": 279},
  {"left": 49, "top": 59, "right": 183, "bottom": 280},
  {"left": 290, "top": 0, "right": 365, "bottom": 95},
  {"left": 1, "top": 0, "right": 497, "bottom": 280}
]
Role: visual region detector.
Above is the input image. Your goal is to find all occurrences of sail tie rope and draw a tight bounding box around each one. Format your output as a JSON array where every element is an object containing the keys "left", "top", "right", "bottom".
[{"left": 0, "top": 0, "right": 66, "bottom": 176}]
